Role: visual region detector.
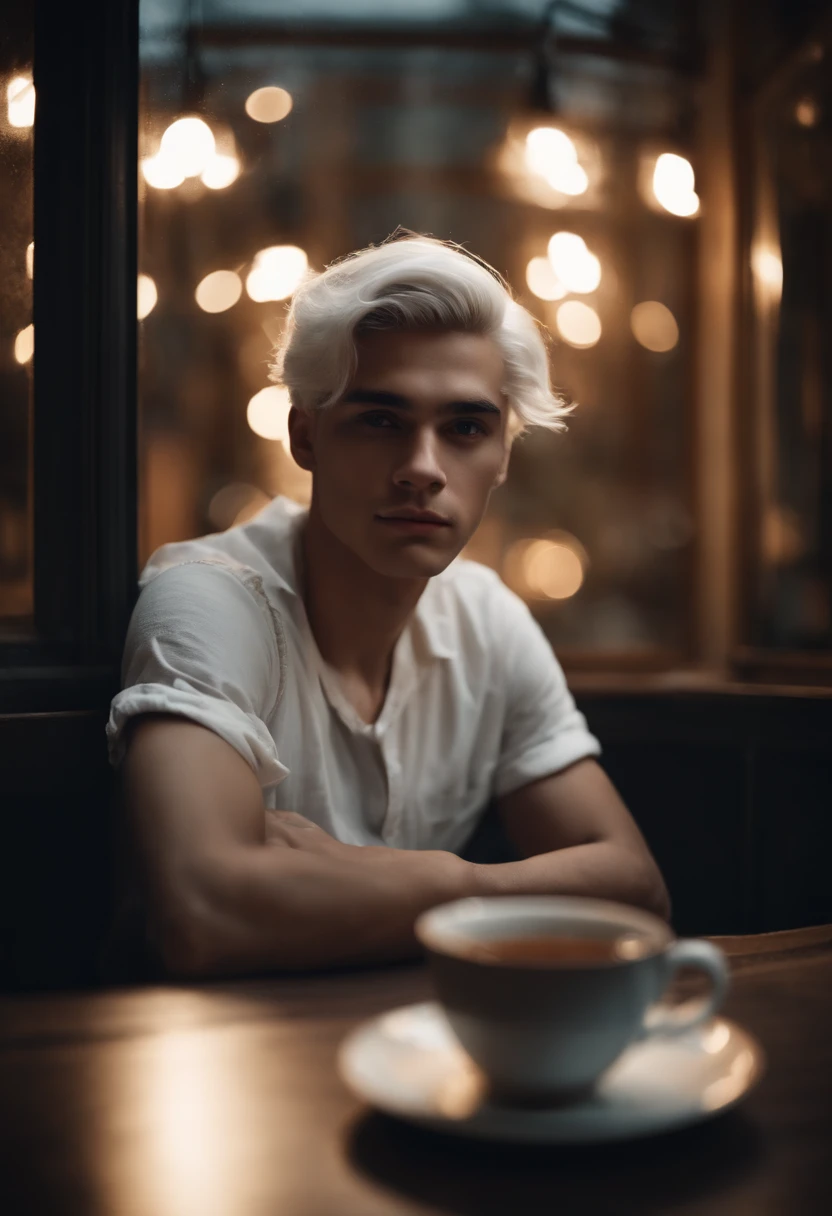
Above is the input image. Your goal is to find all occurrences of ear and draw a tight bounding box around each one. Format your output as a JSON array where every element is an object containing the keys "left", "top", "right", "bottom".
[
  {"left": 492, "top": 440, "right": 511, "bottom": 489},
  {"left": 288, "top": 405, "right": 317, "bottom": 472}
]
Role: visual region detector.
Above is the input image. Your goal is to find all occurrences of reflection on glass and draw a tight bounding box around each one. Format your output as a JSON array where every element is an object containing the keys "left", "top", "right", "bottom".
[
  {"left": 138, "top": 3, "right": 693, "bottom": 654},
  {"left": 0, "top": 16, "right": 34, "bottom": 628},
  {"left": 748, "top": 35, "right": 832, "bottom": 650}
]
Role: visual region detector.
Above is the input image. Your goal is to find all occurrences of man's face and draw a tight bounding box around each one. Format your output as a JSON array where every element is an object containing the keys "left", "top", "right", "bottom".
[{"left": 289, "top": 329, "right": 511, "bottom": 580}]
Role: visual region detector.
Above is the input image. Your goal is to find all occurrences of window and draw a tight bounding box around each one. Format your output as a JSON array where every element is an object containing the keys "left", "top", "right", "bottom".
[
  {"left": 743, "top": 31, "right": 832, "bottom": 659},
  {"left": 138, "top": 0, "right": 699, "bottom": 667},
  {"left": 0, "top": 9, "right": 34, "bottom": 635}
]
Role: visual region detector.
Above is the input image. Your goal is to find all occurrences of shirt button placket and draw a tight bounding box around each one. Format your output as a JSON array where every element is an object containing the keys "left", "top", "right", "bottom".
[{"left": 381, "top": 741, "right": 404, "bottom": 848}]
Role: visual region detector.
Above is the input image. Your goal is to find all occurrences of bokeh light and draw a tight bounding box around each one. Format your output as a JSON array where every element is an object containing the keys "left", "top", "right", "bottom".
[
  {"left": 630, "top": 301, "right": 679, "bottom": 352},
  {"left": 525, "top": 256, "right": 566, "bottom": 301},
  {"left": 14, "top": 324, "right": 34, "bottom": 364},
  {"left": 547, "top": 162, "right": 588, "bottom": 195},
  {"left": 247, "top": 386, "right": 292, "bottom": 442},
  {"left": 141, "top": 155, "right": 186, "bottom": 190},
  {"left": 201, "top": 154, "right": 240, "bottom": 189},
  {"left": 245, "top": 246, "right": 308, "bottom": 302},
  {"left": 195, "top": 270, "right": 243, "bottom": 314},
  {"left": 751, "top": 246, "right": 783, "bottom": 303},
  {"left": 137, "top": 274, "right": 158, "bottom": 320},
  {"left": 25, "top": 242, "right": 33, "bottom": 278},
  {"left": 555, "top": 300, "right": 602, "bottom": 348},
  {"left": 524, "top": 126, "right": 588, "bottom": 196},
  {"left": 794, "top": 98, "right": 820, "bottom": 127},
  {"left": 547, "top": 232, "right": 601, "bottom": 294},
  {"left": 159, "top": 117, "right": 216, "bottom": 178},
  {"left": 245, "top": 87, "right": 293, "bottom": 124},
  {"left": 652, "top": 153, "right": 699, "bottom": 217},
  {"left": 504, "top": 534, "right": 587, "bottom": 601},
  {"left": 7, "top": 76, "right": 34, "bottom": 128},
  {"left": 207, "top": 483, "right": 271, "bottom": 530},
  {"left": 525, "top": 127, "right": 577, "bottom": 175}
]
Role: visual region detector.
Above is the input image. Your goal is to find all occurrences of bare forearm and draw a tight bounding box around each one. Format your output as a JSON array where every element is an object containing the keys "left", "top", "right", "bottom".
[
  {"left": 167, "top": 842, "right": 479, "bottom": 978},
  {"left": 476, "top": 841, "right": 671, "bottom": 921}
]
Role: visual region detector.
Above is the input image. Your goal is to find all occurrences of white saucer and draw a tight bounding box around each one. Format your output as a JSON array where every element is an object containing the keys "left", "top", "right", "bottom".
[{"left": 338, "top": 1002, "right": 765, "bottom": 1144}]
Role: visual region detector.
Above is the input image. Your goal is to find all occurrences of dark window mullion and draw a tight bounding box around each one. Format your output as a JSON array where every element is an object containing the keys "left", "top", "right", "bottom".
[{"left": 26, "top": 0, "right": 138, "bottom": 667}]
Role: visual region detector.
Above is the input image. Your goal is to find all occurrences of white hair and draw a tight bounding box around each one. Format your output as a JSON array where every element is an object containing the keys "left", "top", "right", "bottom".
[{"left": 269, "top": 234, "right": 571, "bottom": 437}]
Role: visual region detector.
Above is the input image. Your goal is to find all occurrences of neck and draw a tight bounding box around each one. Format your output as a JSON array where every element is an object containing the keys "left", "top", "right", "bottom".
[{"left": 299, "top": 501, "right": 427, "bottom": 691}]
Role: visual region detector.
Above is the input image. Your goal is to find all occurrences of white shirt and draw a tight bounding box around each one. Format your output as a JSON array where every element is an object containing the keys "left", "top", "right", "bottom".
[{"left": 106, "top": 496, "right": 600, "bottom": 854}]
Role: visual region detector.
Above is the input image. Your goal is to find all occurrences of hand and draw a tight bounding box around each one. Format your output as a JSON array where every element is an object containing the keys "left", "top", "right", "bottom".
[{"left": 265, "top": 810, "right": 479, "bottom": 903}]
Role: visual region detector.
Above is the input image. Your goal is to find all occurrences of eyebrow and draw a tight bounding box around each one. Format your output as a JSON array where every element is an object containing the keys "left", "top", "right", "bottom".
[{"left": 341, "top": 389, "right": 502, "bottom": 416}]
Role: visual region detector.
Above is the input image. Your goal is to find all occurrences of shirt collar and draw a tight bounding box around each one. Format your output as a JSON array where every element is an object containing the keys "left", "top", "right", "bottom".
[{"left": 262, "top": 496, "right": 456, "bottom": 662}]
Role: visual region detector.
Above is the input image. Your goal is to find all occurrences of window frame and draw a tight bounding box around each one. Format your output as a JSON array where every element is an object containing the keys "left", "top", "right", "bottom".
[{"left": 0, "top": 0, "right": 139, "bottom": 713}]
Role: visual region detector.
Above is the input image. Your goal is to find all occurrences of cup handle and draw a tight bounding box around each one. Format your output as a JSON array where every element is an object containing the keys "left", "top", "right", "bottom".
[{"left": 640, "top": 939, "right": 730, "bottom": 1039}]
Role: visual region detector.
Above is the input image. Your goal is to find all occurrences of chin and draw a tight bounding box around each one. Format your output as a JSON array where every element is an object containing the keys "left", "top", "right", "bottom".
[{"left": 363, "top": 540, "right": 459, "bottom": 581}]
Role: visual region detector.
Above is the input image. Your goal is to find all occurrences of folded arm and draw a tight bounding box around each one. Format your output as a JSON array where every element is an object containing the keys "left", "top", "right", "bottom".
[
  {"left": 485, "top": 758, "right": 671, "bottom": 921},
  {"left": 121, "top": 719, "right": 668, "bottom": 981},
  {"left": 120, "top": 715, "right": 479, "bottom": 978}
]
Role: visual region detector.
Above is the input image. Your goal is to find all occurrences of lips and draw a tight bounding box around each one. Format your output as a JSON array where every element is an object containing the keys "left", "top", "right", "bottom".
[{"left": 376, "top": 510, "right": 452, "bottom": 526}]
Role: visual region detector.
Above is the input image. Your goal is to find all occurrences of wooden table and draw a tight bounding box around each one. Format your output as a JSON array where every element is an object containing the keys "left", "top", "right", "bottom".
[{"left": 1, "top": 926, "right": 831, "bottom": 1215}]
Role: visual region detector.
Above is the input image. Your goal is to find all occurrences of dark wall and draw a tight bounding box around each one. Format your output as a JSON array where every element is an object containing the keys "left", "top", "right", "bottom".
[{"left": 581, "top": 690, "right": 832, "bottom": 937}]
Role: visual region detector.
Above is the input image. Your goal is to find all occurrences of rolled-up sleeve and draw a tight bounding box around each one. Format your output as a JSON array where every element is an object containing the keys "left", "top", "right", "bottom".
[
  {"left": 492, "top": 584, "right": 600, "bottom": 799},
  {"left": 106, "top": 560, "right": 289, "bottom": 790}
]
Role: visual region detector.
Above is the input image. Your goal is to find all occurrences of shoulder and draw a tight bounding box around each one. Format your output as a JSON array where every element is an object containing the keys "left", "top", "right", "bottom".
[{"left": 130, "top": 556, "right": 285, "bottom": 670}]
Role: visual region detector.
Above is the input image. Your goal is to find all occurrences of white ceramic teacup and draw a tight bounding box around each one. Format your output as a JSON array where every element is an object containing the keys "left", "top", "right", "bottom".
[{"left": 415, "top": 895, "right": 729, "bottom": 1106}]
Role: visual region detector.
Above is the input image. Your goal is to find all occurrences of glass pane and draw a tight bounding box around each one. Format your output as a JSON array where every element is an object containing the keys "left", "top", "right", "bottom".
[
  {"left": 138, "top": 1, "right": 696, "bottom": 659},
  {"left": 0, "top": 10, "right": 34, "bottom": 632},
  {"left": 748, "top": 35, "right": 832, "bottom": 650}
]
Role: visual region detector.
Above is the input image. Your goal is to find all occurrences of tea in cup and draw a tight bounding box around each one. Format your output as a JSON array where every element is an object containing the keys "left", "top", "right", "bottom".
[{"left": 415, "top": 895, "right": 729, "bottom": 1105}]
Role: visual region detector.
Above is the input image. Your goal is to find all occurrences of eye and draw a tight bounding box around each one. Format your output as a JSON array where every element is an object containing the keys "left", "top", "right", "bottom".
[
  {"left": 449, "top": 419, "right": 488, "bottom": 437},
  {"left": 359, "top": 411, "right": 398, "bottom": 429}
]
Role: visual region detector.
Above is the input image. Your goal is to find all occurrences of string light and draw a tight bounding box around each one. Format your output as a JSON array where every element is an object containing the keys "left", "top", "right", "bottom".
[
  {"left": 555, "top": 300, "right": 602, "bottom": 348},
  {"left": 137, "top": 274, "right": 158, "bottom": 320},
  {"left": 141, "top": 156, "right": 185, "bottom": 190},
  {"left": 159, "top": 117, "right": 216, "bottom": 177},
  {"left": 630, "top": 301, "right": 679, "bottom": 352},
  {"left": 547, "top": 232, "right": 601, "bottom": 294},
  {"left": 524, "top": 126, "right": 588, "bottom": 196},
  {"left": 245, "top": 246, "right": 308, "bottom": 302},
  {"left": 245, "top": 87, "right": 293, "bottom": 124},
  {"left": 201, "top": 154, "right": 240, "bottom": 189},
  {"left": 525, "top": 256, "right": 566, "bottom": 301},
  {"left": 7, "top": 76, "right": 34, "bottom": 128},
  {"left": 652, "top": 153, "right": 699, "bottom": 217},
  {"left": 14, "top": 324, "right": 34, "bottom": 364},
  {"left": 195, "top": 270, "right": 243, "bottom": 313},
  {"left": 247, "top": 386, "right": 292, "bottom": 442}
]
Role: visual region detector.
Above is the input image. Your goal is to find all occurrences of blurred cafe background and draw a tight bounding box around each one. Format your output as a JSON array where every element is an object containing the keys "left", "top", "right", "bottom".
[{"left": 1, "top": 0, "right": 831, "bottom": 990}]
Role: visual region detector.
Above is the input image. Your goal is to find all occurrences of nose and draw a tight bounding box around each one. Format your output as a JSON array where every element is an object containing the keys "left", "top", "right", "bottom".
[{"left": 392, "top": 427, "right": 447, "bottom": 493}]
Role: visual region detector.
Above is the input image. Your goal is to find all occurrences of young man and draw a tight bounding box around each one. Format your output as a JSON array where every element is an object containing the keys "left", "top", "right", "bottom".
[{"left": 107, "top": 234, "right": 670, "bottom": 979}]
